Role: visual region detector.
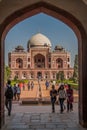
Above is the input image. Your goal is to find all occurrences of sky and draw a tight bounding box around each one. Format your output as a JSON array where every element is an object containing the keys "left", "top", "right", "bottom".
[{"left": 5, "top": 13, "right": 78, "bottom": 67}]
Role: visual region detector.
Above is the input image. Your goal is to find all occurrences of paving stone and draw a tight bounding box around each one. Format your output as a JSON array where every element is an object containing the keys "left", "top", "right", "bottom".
[
  {"left": 46, "top": 124, "right": 57, "bottom": 128},
  {"left": 31, "top": 115, "right": 40, "bottom": 120},
  {"left": 1, "top": 103, "right": 86, "bottom": 130},
  {"left": 29, "top": 124, "right": 45, "bottom": 129},
  {"left": 7, "top": 124, "right": 29, "bottom": 129},
  {"left": 31, "top": 120, "right": 40, "bottom": 122},
  {"left": 6, "top": 129, "right": 34, "bottom": 130}
]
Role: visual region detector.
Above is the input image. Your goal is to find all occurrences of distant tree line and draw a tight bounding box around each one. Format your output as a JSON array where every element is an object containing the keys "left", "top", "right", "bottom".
[
  {"left": 73, "top": 54, "right": 78, "bottom": 83},
  {"left": 4, "top": 65, "right": 11, "bottom": 83}
]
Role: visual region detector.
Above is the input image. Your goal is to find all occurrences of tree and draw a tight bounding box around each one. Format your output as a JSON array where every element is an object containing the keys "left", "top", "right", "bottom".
[
  {"left": 73, "top": 54, "right": 78, "bottom": 83},
  {"left": 4, "top": 65, "right": 11, "bottom": 82},
  {"left": 56, "top": 71, "right": 65, "bottom": 81},
  {"left": 14, "top": 75, "right": 18, "bottom": 81}
]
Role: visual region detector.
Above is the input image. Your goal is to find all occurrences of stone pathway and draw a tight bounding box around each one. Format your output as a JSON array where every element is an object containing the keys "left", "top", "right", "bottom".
[
  {"left": 19, "top": 80, "right": 78, "bottom": 103},
  {"left": 20, "top": 81, "right": 39, "bottom": 99},
  {"left": 1, "top": 103, "right": 87, "bottom": 130},
  {"left": 2, "top": 80, "right": 80, "bottom": 130}
]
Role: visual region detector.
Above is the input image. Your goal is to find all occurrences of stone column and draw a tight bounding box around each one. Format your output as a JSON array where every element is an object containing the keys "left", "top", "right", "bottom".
[
  {"left": 42, "top": 71, "right": 45, "bottom": 80},
  {"left": 45, "top": 56, "right": 47, "bottom": 68},
  {"left": 50, "top": 71, "right": 52, "bottom": 79},
  {"left": 0, "top": 39, "right": 4, "bottom": 128},
  {"left": 31, "top": 56, "right": 34, "bottom": 69},
  {"left": 34, "top": 71, "right": 37, "bottom": 79},
  {"left": 19, "top": 71, "right": 22, "bottom": 80},
  {"left": 79, "top": 34, "right": 87, "bottom": 128}
]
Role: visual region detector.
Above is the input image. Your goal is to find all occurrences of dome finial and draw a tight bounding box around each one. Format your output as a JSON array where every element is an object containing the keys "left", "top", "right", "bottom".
[{"left": 37, "top": 27, "right": 41, "bottom": 34}]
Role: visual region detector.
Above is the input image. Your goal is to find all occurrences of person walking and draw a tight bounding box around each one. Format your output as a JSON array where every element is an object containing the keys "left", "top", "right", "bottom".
[
  {"left": 31, "top": 81, "right": 34, "bottom": 90},
  {"left": 16, "top": 84, "right": 21, "bottom": 101},
  {"left": 58, "top": 84, "right": 66, "bottom": 113},
  {"left": 13, "top": 84, "right": 17, "bottom": 100},
  {"left": 45, "top": 80, "right": 49, "bottom": 90},
  {"left": 5, "top": 80, "right": 13, "bottom": 116},
  {"left": 23, "top": 82, "right": 25, "bottom": 91},
  {"left": 66, "top": 84, "right": 73, "bottom": 112},
  {"left": 50, "top": 85, "right": 57, "bottom": 113},
  {"left": 27, "top": 81, "right": 31, "bottom": 90}
]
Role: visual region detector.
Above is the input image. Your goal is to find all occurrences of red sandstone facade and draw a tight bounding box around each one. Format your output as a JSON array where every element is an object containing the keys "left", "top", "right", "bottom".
[{"left": 8, "top": 33, "right": 73, "bottom": 80}]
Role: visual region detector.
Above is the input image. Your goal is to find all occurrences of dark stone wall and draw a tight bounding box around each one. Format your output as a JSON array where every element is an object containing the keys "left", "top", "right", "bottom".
[
  {"left": 78, "top": 31, "right": 87, "bottom": 127},
  {"left": 0, "top": 1, "right": 87, "bottom": 128},
  {"left": 0, "top": 37, "right": 4, "bottom": 128}
]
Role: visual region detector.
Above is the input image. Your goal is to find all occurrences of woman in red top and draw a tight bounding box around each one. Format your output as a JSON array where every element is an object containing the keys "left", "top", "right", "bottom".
[{"left": 66, "top": 84, "right": 73, "bottom": 112}]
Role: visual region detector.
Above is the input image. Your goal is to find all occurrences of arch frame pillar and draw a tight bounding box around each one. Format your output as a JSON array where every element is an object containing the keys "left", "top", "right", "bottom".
[{"left": 0, "top": 1, "right": 87, "bottom": 128}]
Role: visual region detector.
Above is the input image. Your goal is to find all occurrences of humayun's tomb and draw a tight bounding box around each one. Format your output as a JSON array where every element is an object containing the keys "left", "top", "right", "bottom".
[{"left": 8, "top": 33, "right": 74, "bottom": 80}]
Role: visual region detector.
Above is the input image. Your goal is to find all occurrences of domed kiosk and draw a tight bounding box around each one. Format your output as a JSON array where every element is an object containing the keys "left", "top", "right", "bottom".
[{"left": 27, "top": 33, "right": 51, "bottom": 48}]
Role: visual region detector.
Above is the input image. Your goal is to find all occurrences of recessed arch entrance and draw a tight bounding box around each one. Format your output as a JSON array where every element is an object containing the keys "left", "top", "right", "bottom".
[
  {"left": 56, "top": 58, "right": 63, "bottom": 68},
  {"left": 34, "top": 54, "right": 45, "bottom": 68},
  {"left": 37, "top": 71, "right": 42, "bottom": 79},
  {"left": 0, "top": 1, "right": 87, "bottom": 128}
]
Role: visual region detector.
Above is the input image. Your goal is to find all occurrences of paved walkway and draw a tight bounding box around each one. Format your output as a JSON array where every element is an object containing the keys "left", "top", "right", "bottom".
[
  {"left": 19, "top": 80, "right": 78, "bottom": 102},
  {"left": 1, "top": 103, "right": 87, "bottom": 130},
  {"left": 20, "top": 81, "right": 39, "bottom": 99}
]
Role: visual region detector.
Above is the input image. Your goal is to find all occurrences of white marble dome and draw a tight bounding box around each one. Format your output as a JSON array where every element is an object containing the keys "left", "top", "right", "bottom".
[{"left": 27, "top": 33, "right": 51, "bottom": 48}]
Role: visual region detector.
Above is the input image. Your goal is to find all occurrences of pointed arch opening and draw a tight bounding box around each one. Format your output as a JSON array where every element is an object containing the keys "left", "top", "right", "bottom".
[
  {"left": 0, "top": 1, "right": 87, "bottom": 128},
  {"left": 56, "top": 58, "right": 63, "bottom": 68}
]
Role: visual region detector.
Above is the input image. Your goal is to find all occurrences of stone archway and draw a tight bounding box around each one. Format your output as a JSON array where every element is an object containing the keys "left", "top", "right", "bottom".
[
  {"left": 56, "top": 58, "right": 63, "bottom": 68},
  {"left": 37, "top": 71, "right": 42, "bottom": 79},
  {"left": 34, "top": 54, "right": 45, "bottom": 68},
  {"left": 0, "top": 1, "right": 87, "bottom": 128},
  {"left": 16, "top": 58, "right": 23, "bottom": 68}
]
